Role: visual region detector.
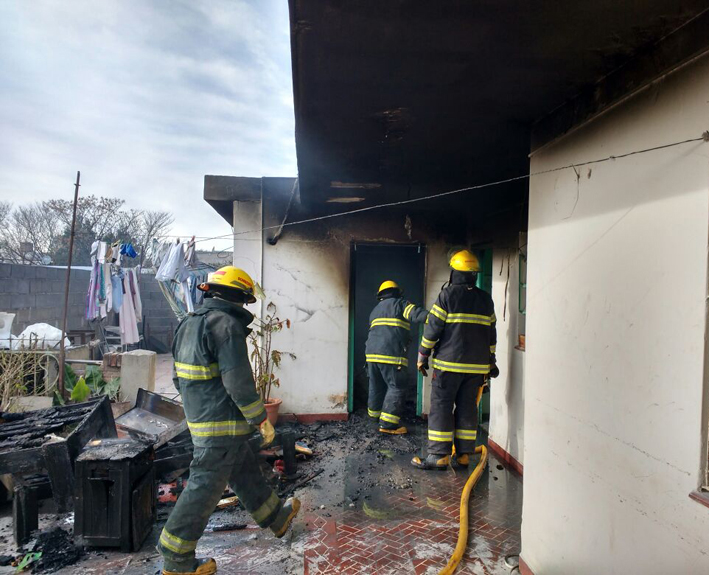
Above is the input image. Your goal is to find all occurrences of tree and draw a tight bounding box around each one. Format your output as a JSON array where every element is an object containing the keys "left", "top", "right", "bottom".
[
  {"left": 47, "top": 196, "right": 130, "bottom": 265},
  {"left": 133, "top": 210, "right": 175, "bottom": 268},
  {"left": 0, "top": 196, "right": 173, "bottom": 266},
  {"left": 0, "top": 202, "right": 10, "bottom": 226},
  {"left": 0, "top": 203, "right": 60, "bottom": 264}
]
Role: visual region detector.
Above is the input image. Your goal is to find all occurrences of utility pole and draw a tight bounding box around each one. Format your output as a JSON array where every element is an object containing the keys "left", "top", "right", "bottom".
[{"left": 58, "top": 171, "right": 81, "bottom": 398}]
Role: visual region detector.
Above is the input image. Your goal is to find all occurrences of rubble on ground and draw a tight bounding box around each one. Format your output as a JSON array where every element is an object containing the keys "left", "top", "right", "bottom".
[{"left": 21, "top": 527, "right": 83, "bottom": 573}]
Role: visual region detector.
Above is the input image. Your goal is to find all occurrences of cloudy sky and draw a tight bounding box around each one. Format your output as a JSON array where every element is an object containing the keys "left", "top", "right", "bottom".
[{"left": 0, "top": 0, "right": 296, "bottom": 252}]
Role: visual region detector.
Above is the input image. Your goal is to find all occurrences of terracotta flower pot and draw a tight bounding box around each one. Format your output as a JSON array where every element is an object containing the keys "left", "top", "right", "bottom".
[{"left": 264, "top": 398, "right": 282, "bottom": 425}]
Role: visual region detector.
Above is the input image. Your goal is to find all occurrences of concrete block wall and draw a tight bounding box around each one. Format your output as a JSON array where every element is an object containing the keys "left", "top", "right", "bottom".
[
  {"left": 0, "top": 263, "right": 91, "bottom": 333},
  {"left": 138, "top": 273, "right": 179, "bottom": 351},
  {"left": 0, "top": 264, "right": 178, "bottom": 351}
]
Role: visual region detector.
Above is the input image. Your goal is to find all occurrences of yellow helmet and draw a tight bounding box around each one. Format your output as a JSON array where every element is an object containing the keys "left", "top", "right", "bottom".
[
  {"left": 449, "top": 249, "right": 480, "bottom": 272},
  {"left": 198, "top": 266, "right": 257, "bottom": 303},
  {"left": 377, "top": 280, "right": 401, "bottom": 296}
]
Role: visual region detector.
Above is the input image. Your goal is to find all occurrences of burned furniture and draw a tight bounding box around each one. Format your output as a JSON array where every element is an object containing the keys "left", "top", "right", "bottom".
[
  {"left": 0, "top": 397, "right": 116, "bottom": 543},
  {"left": 83, "top": 391, "right": 187, "bottom": 549},
  {"left": 116, "top": 389, "right": 193, "bottom": 482},
  {"left": 116, "top": 389, "right": 187, "bottom": 447},
  {"left": 248, "top": 429, "right": 298, "bottom": 477},
  {"left": 74, "top": 438, "right": 155, "bottom": 552},
  {"left": 155, "top": 431, "right": 194, "bottom": 482}
]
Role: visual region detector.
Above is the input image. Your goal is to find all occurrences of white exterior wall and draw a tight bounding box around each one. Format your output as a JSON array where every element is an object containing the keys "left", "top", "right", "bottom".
[
  {"left": 261, "top": 236, "right": 350, "bottom": 415},
  {"left": 490, "top": 248, "right": 525, "bottom": 464},
  {"left": 522, "top": 55, "right": 709, "bottom": 574},
  {"left": 421, "top": 240, "right": 453, "bottom": 415},
  {"left": 232, "top": 200, "right": 262, "bottom": 282},
  {"left": 257, "top": 231, "right": 455, "bottom": 416},
  {"left": 231, "top": 196, "right": 461, "bottom": 416},
  {"left": 233, "top": 199, "right": 263, "bottom": 319}
]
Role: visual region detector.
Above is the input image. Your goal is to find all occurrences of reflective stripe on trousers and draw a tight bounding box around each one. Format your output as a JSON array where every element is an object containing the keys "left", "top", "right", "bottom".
[
  {"left": 427, "top": 370, "right": 483, "bottom": 455},
  {"left": 158, "top": 443, "right": 282, "bottom": 570},
  {"left": 367, "top": 362, "right": 407, "bottom": 429}
]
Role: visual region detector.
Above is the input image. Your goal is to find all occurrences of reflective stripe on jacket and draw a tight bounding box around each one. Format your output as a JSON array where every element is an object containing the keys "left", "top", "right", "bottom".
[
  {"left": 418, "top": 278, "right": 496, "bottom": 374},
  {"left": 365, "top": 296, "right": 428, "bottom": 367},
  {"left": 172, "top": 297, "right": 266, "bottom": 447}
]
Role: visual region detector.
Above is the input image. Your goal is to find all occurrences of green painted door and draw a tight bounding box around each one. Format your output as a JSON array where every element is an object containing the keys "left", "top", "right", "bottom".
[{"left": 347, "top": 243, "right": 426, "bottom": 415}]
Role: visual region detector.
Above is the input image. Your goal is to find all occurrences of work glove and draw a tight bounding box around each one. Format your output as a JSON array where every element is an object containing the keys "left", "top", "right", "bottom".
[
  {"left": 417, "top": 353, "right": 429, "bottom": 377},
  {"left": 259, "top": 419, "right": 276, "bottom": 447},
  {"left": 489, "top": 364, "right": 500, "bottom": 379}
]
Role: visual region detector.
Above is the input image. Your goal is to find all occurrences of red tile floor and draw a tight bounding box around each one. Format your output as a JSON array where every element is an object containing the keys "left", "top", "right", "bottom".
[
  {"left": 297, "top": 449, "right": 522, "bottom": 575},
  {"left": 6, "top": 417, "right": 522, "bottom": 575}
]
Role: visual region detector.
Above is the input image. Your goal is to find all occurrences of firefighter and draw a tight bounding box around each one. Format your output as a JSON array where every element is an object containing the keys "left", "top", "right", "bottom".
[
  {"left": 158, "top": 266, "right": 300, "bottom": 575},
  {"left": 365, "top": 280, "right": 428, "bottom": 434},
  {"left": 411, "top": 250, "right": 499, "bottom": 470}
]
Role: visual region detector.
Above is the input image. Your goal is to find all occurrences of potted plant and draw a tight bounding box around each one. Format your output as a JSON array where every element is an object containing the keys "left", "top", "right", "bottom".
[{"left": 249, "top": 302, "right": 296, "bottom": 425}]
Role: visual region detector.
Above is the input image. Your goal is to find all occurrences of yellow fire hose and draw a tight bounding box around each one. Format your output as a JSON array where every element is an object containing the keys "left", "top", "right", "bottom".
[{"left": 438, "top": 384, "right": 489, "bottom": 575}]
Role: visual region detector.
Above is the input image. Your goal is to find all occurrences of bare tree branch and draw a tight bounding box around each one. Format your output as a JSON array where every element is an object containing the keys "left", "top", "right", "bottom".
[
  {"left": 0, "top": 203, "right": 59, "bottom": 264},
  {"left": 0, "top": 197, "right": 173, "bottom": 266},
  {"left": 0, "top": 202, "right": 11, "bottom": 225}
]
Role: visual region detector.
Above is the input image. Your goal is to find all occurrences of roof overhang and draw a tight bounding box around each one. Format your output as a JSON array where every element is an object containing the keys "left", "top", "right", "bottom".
[
  {"left": 288, "top": 1, "right": 709, "bottom": 205},
  {"left": 204, "top": 176, "right": 299, "bottom": 226},
  {"left": 203, "top": 176, "right": 262, "bottom": 225}
]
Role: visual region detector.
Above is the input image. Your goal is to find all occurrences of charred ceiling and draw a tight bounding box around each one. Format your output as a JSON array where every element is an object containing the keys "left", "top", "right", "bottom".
[{"left": 288, "top": 0, "right": 709, "bottom": 207}]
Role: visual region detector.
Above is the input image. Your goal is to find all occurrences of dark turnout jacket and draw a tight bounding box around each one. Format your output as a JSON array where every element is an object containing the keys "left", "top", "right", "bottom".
[
  {"left": 418, "top": 275, "right": 497, "bottom": 374},
  {"left": 172, "top": 297, "right": 266, "bottom": 447},
  {"left": 365, "top": 296, "right": 428, "bottom": 367}
]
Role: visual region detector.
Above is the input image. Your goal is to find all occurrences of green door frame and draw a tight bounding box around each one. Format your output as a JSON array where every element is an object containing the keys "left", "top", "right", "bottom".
[
  {"left": 416, "top": 325, "right": 424, "bottom": 415},
  {"left": 347, "top": 243, "right": 356, "bottom": 413},
  {"left": 347, "top": 242, "right": 427, "bottom": 415}
]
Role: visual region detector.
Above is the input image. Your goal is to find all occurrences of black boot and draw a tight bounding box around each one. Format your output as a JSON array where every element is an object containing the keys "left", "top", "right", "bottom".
[{"left": 411, "top": 453, "right": 450, "bottom": 470}]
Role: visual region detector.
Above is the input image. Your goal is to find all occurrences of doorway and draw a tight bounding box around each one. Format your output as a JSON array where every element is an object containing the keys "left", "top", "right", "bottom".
[{"left": 348, "top": 243, "right": 427, "bottom": 415}]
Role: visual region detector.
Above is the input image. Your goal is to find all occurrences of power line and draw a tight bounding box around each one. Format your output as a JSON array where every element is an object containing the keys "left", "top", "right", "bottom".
[{"left": 193, "top": 132, "right": 708, "bottom": 244}]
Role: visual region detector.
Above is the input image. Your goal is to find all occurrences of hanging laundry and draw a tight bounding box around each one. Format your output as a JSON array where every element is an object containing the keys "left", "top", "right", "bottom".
[
  {"left": 184, "top": 236, "right": 196, "bottom": 268},
  {"left": 119, "top": 273, "right": 140, "bottom": 346},
  {"left": 98, "top": 261, "right": 107, "bottom": 319},
  {"left": 129, "top": 267, "right": 143, "bottom": 320},
  {"left": 97, "top": 241, "right": 107, "bottom": 264},
  {"left": 86, "top": 259, "right": 99, "bottom": 320},
  {"left": 156, "top": 240, "right": 195, "bottom": 312},
  {"left": 85, "top": 239, "right": 144, "bottom": 350},
  {"left": 154, "top": 238, "right": 215, "bottom": 321},
  {"left": 153, "top": 239, "right": 172, "bottom": 269},
  {"left": 103, "top": 261, "right": 113, "bottom": 312},
  {"left": 121, "top": 243, "right": 138, "bottom": 258},
  {"left": 157, "top": 241, "right": 190, "bottom": 283},
  {"left": 111, "top": 270, "right": 124, "bottom": 313}
]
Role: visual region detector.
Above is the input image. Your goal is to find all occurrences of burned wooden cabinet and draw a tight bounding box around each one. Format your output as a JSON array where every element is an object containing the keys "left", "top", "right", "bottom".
[
  {"left": 0, "top": 397, "right": 117, "bottom": 544},
  {"left": 74, "top": 438, "right": 155, "bottom": 552}
]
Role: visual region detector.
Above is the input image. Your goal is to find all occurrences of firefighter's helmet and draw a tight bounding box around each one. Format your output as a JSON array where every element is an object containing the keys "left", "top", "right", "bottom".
[
  {"left": 449, "top": 249, "right": 480, "bottom": 273},
  {"left": 198, "top": 266, "right": 257, "bottom": 304},
  {"left": 377, "top": 280, "right": 401, "bottom": 298}
]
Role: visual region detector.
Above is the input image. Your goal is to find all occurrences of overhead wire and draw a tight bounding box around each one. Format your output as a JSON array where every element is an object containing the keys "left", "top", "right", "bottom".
[{"left": 191, "top": 131, "right": 708, "bottom": 245}]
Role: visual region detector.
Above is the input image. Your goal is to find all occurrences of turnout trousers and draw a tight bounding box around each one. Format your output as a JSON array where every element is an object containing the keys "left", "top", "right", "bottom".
[
  {"left": 158, "top": 440, "right": 282, "bottom": 571},
  {"left": 427, "top": 370, "right": 483, "bottom": 456},
  {"left": 367, "top": 362, "right": 408, "bottom": 429}
]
